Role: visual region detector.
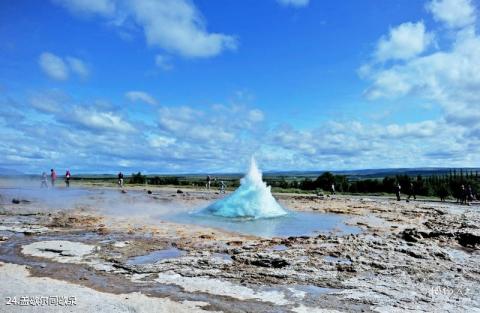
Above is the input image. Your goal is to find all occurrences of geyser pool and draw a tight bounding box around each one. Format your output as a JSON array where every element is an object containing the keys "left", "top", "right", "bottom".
[
  {"left": 203, "top": 157, "right": 287, "bottom": 219},
  {"left": 164, "top": 211, "right": 360, "bottom": 238},
  {"left": 165, "top": 158, "right": 360, "bottom": 237}
]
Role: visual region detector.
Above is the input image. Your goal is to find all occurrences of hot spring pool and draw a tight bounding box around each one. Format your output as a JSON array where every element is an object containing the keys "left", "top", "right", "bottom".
[{"left": 161, "top": 211, "right": 360, "bottom": 238}]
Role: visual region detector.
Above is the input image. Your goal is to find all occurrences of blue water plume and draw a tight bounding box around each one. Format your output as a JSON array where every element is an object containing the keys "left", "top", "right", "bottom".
[{"left": 203, "top": 157, "right": 288, "bottom": 219}]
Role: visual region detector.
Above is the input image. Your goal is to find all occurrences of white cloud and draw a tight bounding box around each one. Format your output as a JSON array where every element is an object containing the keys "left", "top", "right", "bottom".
[
  {"left": 128, "top": 0, "right": 237, "bottom": 58},
  {"left": 38, "top": 52, "right": 89, "bottom": 80},
  {"left": 155, "top": 54, "right": 173, "bottom": 70},
  {"left": 149, "top": 135, "right": 176, "bottom": 148},
  {"left": 29, "top": 91, "right": 66, "bottom": 114},
  {"left": 66, "top": 57, "right": 89, "bottom": 78},
  {"left": 426, "top": 0, "right": 476, "bottom": 29},
  {"left": 384, "top": 120, "right": 438, "bottom": 138},
  {"left": 277, "top": 0, "right": 310, "bottom": 8},
  {"left": 53, "top": 0, "right": 237, "bottom": 58},
  {"left": 125, "top": 91, "right": 158, "bottom": 105},
  {"left": 68, "top": 106, "right": 136, "bottom": 133},
  {"left": 39, "top": 52, "right": 69, "bottom": 81},
  {"left": 248, "top": 109, "right": 264, "bottom": 123},
  {"left": 375, "top": 22, "right": 433, "bottom": 62},
  {"left": 52, "top": 0, "right": 116, "bottom": 16}
]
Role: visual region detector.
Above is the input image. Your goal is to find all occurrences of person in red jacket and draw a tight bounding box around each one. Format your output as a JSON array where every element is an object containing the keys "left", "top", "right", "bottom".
[{"left": 50, "top": 169, "right": 57, "bottom": 188}]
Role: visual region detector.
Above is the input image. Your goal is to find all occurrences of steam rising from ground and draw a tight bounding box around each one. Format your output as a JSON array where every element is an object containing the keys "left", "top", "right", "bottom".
[{"left": 203, "top": 158, "right": 288, "bottom": 219}]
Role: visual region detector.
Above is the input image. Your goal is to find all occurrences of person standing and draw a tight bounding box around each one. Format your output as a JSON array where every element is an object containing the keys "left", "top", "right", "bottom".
[
  {"left": 206, "top": 175, "right": 211, "bottom": 190},
  {"left": 395, "top": 183, "right": 401, "bottom": 201},
  {"left": 331, "top": 183, "right": 336, "bottom": 195},
  {"left": 219, "top": 180, "right": 226, "bottom": 194},
  {"left": 118, "top": 172, "right": 124, "bottom": 188},
  {"left": 50, "top": 169, "right": 57, "bottom": 188},
  {"left": 407, "top": 182, "right": 416, "bottom": 201},
  {"left": 40, "top": 172, "right": 48, "bottom": 188},
  {"left": 65, "top": 169, "right": 71, "bottom": 188}
]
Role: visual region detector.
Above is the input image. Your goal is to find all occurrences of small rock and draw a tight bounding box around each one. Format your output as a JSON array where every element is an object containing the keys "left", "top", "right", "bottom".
[
  {"left": 147, "top": 190, "right": 152, "bottom": 194},
  {"left": 177, "top": 189, "right": 184, "bottom": 194},
  {"left": 97, "top": 227, "right": 109, "bottom": 235},
  {"left": 251, "top": 256, "right": 289, "bottom": 268},
  {"left": 121, "top": 189, "right": 127, "bottom": 194}
]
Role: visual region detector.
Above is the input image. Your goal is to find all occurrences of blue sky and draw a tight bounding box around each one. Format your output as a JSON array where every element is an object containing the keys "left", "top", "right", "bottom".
[{"left": 1, "top": 0, "right": 479, "bottom": 174}]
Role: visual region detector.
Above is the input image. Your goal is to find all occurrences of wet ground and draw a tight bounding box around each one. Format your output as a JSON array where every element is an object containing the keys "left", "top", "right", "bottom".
[{"left": 0, "top": 184, "right": 479, "bottom": 312}]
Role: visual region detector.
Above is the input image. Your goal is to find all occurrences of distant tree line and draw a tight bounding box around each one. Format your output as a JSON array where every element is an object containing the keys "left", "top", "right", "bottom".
[
  {"left": 127, "top": 169, "right": 480, "bottom": 201},
  {"left": 267, "top": 169, "right": 480, "bottom": 201}
]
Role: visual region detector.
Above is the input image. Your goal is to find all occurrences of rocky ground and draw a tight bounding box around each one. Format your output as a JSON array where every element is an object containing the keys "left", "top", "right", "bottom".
[{"left": 0, "top": 186, "right": 479, "bottom": 312}]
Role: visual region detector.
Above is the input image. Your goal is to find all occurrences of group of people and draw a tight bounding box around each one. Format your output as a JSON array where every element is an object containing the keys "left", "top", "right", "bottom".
[
  {"left": 459, "top": 184, "right": 475, "bottom": 204},
  {"left": 40, "top": 169, "right": 71, "bottom": 188},
  {"left": 395, "top": 182, "right": 417, "bottom": 202},
  {"left": 206, "top": 175, "right": 226, "bottom": 193},
  {"left": 394, "top": 182, "right": 476, "bottom": 204}
]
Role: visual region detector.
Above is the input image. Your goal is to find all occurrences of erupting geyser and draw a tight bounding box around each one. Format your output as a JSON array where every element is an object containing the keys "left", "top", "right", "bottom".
[{"left": 204, "top": 157, "right": 288, "bottom": 219}]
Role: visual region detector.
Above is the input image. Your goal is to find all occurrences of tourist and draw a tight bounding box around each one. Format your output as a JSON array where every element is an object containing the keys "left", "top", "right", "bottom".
[
  {"left": 65, "top": 169, "right": 71, "bottom": 188},
  {"left": 206, "top": 175, "right": 211, "bottom": 190},
  {"left": 118, "top": 172, "right": 124, "bottom": 188},
  {"left": 219, "top": 180, "right": 226, "bottom": 194},
  {"left": 467, "top": 185, "right": 474, "bottom": 203},
  {"left": 460, "top": 185, "right": 467, "bottom": 204},
  {"left": 331, "top": 183, "right": 336, "bottom": 195},
  {"left": 50, "top": 169, "right": 57, "bottom": 188},
  {"left": 40, "top": 172, "right": 48, "bottom": 188},
  {"left": 407, "top": 182, "right": 416, "bottom": 202},
  {"left": 395, "top": 183, "right": 401, "bottom": 201}
]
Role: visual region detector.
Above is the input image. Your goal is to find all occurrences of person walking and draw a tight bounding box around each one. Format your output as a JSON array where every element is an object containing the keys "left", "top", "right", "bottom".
[
  {"left": 40, "top": 172, "right": 48, "bottom": 188},
  {"left": 395, "top": 183, "right": 401, "bottom": 201},
  {"left": 50, "top": 169, "right": 57, "bottom": 188},
  {"left": 65, "top": 169, "right": 71, "bottom": 188}
]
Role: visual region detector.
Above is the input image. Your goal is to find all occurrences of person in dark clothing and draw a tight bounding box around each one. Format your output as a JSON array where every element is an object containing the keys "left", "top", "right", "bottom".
[
  {"left": 118, "top": 172, "right": 124, "bottom": 188},
  {"left": 65, "top": 170, "right": 71, "bottom": 188},
  {"left": 206, "top": 175, "right": 211, "bottom": 190},
  {"left": 395, "top": 183, "right": 401, "bottom": 201},
  {"left": 407, "top": 182, "right": 416, "bottom": 202}
]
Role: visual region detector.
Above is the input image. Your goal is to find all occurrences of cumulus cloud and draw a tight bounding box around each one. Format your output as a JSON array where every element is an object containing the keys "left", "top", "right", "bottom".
[
  {"left": 125, "top": 91, "right": 158, "bottom": 105},
  {"left": 375, "top": 22, "right": 433, "bottom": 62},
  {"left": 129, "top": 0, "right": 237, "bottom": 58},
  {"left": 426, "top": 0, "right": 476, "bottom": 29},
  {"left": 359, "top": 0, "right": 480, "bottom": 166},
  {"left": 53, "top": 0, "right": 237, "bottom": 58},
  {"left": 39, "top": 52, "right": 69, "bottom": 81},
  {"left": 66, "top": 57, "right": 90, "bottom": 78},
  {"left": 277, "top": 0, "right": 310, "bottom": 8},
  {"left": 362, "top": 0, "right": 480, "bottom": 112},
  {"left": 38, "top": 52, "right": 89, "bottom": 80},
  {"left": 67, "top": 106, "right": 135, "bottom": 133},
  {"left": 155, "top": 54, "right": 173, "bottom": 70}
]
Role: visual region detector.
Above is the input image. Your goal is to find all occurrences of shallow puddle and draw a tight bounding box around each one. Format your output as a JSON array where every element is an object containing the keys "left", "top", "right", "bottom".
[
  {"left": 323, "top": 256, "right": 352, "bottom": 265},
  {"left": 126, "top": 247, "right": 185, "bottom": 265}
]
